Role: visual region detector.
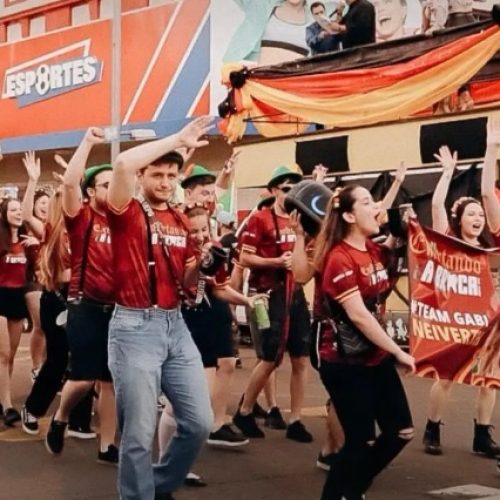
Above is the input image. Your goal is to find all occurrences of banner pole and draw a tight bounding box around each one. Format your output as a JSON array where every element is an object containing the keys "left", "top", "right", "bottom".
[{"left": 111, "top": 0, "right": 122, "bottom": 163}]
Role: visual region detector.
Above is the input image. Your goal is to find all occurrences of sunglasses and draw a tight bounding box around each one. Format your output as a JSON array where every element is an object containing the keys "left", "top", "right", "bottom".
[{"left": 277, "top": 185, "right": 293, "bottom": 193}]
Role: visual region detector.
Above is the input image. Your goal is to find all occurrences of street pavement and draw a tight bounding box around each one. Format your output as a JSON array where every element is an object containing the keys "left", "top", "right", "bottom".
[{"left": 1, "top": 335, "right": 500, "bottom": 500}]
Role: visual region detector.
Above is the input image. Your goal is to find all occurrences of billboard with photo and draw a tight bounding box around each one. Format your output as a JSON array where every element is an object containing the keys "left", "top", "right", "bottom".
[{"left": 209, "top": 0, "right": 423, "bottom": 115}]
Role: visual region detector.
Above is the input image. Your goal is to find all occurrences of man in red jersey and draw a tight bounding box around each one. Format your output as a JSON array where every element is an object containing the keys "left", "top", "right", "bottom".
[
  {"left": 106, "top": 117, "right": 213, "bottom": 500},
  {"left": 233, "top": 166, "right": 314, "bottom": 443},
  {"left": 45, "top": 127, "right": 118, "bottom": 465}
]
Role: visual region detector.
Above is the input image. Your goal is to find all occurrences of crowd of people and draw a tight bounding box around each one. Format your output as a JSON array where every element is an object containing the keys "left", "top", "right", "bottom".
[{"left": 0, "top": 115, "right": 499, "bottom": 500}]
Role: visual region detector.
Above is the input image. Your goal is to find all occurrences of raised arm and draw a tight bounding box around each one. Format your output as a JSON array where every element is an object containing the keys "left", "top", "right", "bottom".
[
  {"left": 216, "top": 150, "right": 240, "bottom": 192},
  {"left": 109, "top": 116, "right": 213, "bottom": 211},
  {"left": 21, "top": 152, "right": 45, "bottom": 239},
  {"left": 62, "top": 127, "right": 105, "bottom": 216},
  {"left": 312, "top": 164, "right": 329, "bottom": 184},
  {"left": 432, "top": 146, "right": 457, "bottom": 233},
  {"left": 482, "top": 119, "right": 500, "bottom": 233},
  {"left": 379, "top": 162, "right": 407, "bottom": 212}
]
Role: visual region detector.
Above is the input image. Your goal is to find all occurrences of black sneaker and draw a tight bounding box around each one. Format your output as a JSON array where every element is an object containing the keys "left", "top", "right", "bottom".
[
  {"left": 316, "top": 452, "right": 335, "bottom": 471},
  {"left": 253, "top": 402, "right": 268, "bottom": 420},
  {"left": 207, "top": 424, "right": 250, "bottom": 447},
  {"left": 67, "top": 425, "right": 97, "bottom": 439},
  {"left": 265, "top": 407, "right": 287, "bottom": 430},
  {"left": 4, "top": 408, "right": 21, "bottom": 427},
  {"left": 233, "top": 410, "right": 265, "bottom": 438},
  {"left": 154, "top": 493, "right": 175, "bottom": 500},
  {"left": 423, "top": 419, "right": 443, "bottom": 456},
  {"left": 184, "top": 472, "right": 207, "bottom": 487},
  {"left": 45, "top": 416, "right": 67, "bottom": 455},
  {"left": 238, "top": 394, "right": 267, "bottom": 420},
  {"left": 286, "top": 420, "right": 313, "bottom": 443},
  {"left": 97, "top": 444, "right": 119, "bottom": 466},
  {"left": 21, "top": 406, "right": 39, "bottom": 435}
]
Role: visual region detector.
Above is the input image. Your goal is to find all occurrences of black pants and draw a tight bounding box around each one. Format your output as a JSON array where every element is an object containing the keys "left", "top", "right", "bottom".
[
  {"left": 25, "top": 289, "right": 93, "bottom": 427},
  {"left": 319, "top": 358, "right": 413, "bottom": 499}
]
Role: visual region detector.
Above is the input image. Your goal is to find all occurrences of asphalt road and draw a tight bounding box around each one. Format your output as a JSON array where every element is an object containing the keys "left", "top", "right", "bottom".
[{"left": 1, "top": 335, "right": 500, "bottom": 500}]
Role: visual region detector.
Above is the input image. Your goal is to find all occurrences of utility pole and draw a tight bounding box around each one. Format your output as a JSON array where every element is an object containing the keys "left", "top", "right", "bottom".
[{"left": 111, "top": 0, "right": 122, "bottom": 162}]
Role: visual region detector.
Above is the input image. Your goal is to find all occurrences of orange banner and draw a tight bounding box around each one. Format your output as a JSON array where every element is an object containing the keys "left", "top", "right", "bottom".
[{"left": 408, "top": 221, "right": 500, "bottom": 388}]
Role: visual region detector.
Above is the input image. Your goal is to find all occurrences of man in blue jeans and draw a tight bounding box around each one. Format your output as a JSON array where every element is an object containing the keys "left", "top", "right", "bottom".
[{"left": 106, "top": 116, "right": 214, "bottom": 500}]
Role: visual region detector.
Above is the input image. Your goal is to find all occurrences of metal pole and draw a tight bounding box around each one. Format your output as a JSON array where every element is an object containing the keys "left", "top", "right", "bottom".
[{"left": 111, "top": 0, "right": 122, "bottom": 163}]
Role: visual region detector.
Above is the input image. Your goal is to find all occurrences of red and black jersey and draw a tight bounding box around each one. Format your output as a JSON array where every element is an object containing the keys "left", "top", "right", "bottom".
[
  {"left": 239, "top": 207, "right": 296, "bottom": 292},
  {"left": 321, "top": 239, "right": 394, "bottom": 366},
  {"left": 65, "top": 204, "right": 115, "bottom": 304},
  {"left": 107, "top": 199, "right": 196, "bottom": 310},
  {"left": 0, "top": 240, "right": 29, "bottom": 288}
]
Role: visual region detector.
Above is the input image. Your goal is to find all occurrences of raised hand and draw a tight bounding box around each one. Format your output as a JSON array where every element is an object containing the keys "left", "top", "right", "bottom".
[
  {"left": 312, "top": 164, "right": 328, "bottom": 183},
  {"left": 52, "top": 171, "right": 64, "bottom": 183},
  {"left": 176, "top": 147, "right": 195, "bottom": 164},
  {"left": 22, "top": 151, "right": 40, "bottom": 182},
  {"left": 487, "top": 118, "right": 500, "bottom": 147},
  {"left": 289, "top": 209, "right": 304, "bottom": 237},
  {"left": 54, "top": 154, "right": 68, "bottom": 169},
  {"left": 394, "top": 161, "right": 407, "bottom": 184},
  {"left": 177, "top": 116, "right": 214, "bottom": 149},
  {"left": 83, "top": 127, "right": 105, "bottom": 145},
  {"left": 223, "top": 150, "right": 241, "bottom": 174},
  {"left": 433, "top": 145, "right": 457, "bottom": 174}
]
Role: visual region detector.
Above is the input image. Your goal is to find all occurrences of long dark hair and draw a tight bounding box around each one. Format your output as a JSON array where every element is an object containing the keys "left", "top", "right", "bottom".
[
  {"left": 313, "top": 184, "right": 360, "bottom": 272},
  {"left": 449, "top": 197, "right": 491, "bottom": 248},
  {"left": 0, "top": 198, "right": 26, "bottom": 257}
]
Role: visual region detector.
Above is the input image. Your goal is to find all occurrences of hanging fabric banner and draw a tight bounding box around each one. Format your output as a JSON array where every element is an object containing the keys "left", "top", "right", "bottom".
[
  {"left": 219, "top": 17, "right": 500, "bottom": 142},
  {"left": 408, "top": 221, "right": 500, "bottom": 388}
]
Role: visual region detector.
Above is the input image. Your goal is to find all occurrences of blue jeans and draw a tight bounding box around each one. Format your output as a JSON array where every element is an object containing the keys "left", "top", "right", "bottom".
[{"left": 108, "top": 305, "right": 213, "bottom": 500}]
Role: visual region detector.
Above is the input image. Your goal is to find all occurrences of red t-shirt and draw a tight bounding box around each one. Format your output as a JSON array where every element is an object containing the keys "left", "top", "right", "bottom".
[
  {"left": 107, "top": 199, "right": 196, "bottom": 310},
  {"left": 0, "top": 241, "right": 29, "bottom": 288},
  {"left": 321, "top": 240, "right": 393, "bottom": 366},
  {"left": 239, "top": 207, "right": 296, "bottom": 292},
  {"left": 65, "top": 204, "right": 114, "bottom": 304}
]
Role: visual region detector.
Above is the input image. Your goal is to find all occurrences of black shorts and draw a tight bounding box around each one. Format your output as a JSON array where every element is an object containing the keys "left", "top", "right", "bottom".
[
  {"left": 66, "top": 299, "right": 113, "bottom": 382},
  {"left": 249, "top": 285, "right": 311, "bottom": 363},
  {"left": 210, "top": 295, "right": 237, "bottom": 360},
  {"left": 182, "top": 293, "right": 236, "bottom": 369},
  {"left": 0, "top": 286, "right": 28, "bottom": 320}
]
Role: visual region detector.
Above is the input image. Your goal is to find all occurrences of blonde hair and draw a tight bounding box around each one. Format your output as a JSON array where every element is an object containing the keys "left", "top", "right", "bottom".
[{"left": 38, "top": 192, "right": 68, "bottom": 290}]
